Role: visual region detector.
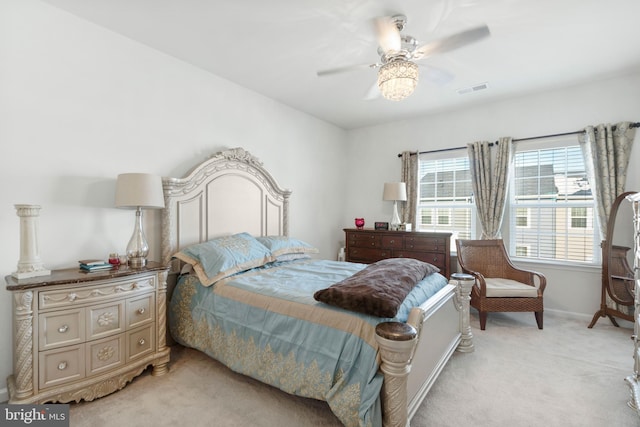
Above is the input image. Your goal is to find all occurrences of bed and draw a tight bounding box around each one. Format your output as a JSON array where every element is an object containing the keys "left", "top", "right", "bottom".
[{"left": 161, "top": 147, "right": 474, "bottom": 427}]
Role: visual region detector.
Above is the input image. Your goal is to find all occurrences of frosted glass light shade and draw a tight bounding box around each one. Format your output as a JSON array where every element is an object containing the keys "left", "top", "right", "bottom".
[{"left": 377, "top": 60, "right": 419, "bottom": 101}]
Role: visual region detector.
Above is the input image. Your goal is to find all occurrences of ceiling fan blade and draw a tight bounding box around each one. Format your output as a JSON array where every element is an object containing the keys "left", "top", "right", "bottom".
[
  {"left": 374, "top": 16, "right": 401, "bottom": 53},
  {"left": 317, "top": 63, "right": 377, "bottom": 77},
  {"left": 413, "top": 24, "right": 490, "bottom": 59},
  {"left": 363, "top": 81, "right": 380, "bottom": 101},
  {"left": 418, "top": 64, "right": 456, "bottom": 86}
]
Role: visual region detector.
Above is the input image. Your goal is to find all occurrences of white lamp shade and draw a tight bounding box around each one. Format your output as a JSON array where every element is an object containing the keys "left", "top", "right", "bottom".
[
  {"left": 383, "top": 182, "right": 407, "bottom": 201},
  {"left": 115, "top": 173, "right": 165, "bottom": 209}
]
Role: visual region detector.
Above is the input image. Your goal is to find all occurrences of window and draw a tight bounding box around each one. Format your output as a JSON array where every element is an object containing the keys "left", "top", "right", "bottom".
[
  {"left": 570, "top": 207, "right": 589, "bottom": 229},
  {"left": 418, "top": 155, "right": 475, "bottom": 242},
  {"left": 515, "top": 245, "right": 529, "bottom": 257},
  {"left": 515, "top": 208, "right": 529, "bottom": 228},
  {"left": 509, "top": 138, "right": 597, "bottom": 263}
]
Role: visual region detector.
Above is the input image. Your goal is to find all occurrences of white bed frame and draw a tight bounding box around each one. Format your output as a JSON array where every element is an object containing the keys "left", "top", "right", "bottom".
[{"left": 161, "top": 147, "right": 474, "bottom": 427}]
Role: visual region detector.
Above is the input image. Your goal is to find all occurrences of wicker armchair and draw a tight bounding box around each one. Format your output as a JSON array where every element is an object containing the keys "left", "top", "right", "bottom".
[{"left": 455, "top": 239, "right": 546, "bottom": 330}]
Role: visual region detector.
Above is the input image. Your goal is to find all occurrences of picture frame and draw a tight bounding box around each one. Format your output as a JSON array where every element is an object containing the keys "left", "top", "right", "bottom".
[{"left": 374, "top": 222, "right": 389, "bottom": 230}]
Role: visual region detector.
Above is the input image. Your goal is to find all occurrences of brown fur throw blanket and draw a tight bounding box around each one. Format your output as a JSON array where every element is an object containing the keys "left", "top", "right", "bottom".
[{"left": 314, "top": 258, "right": 439, "bottom": 317}]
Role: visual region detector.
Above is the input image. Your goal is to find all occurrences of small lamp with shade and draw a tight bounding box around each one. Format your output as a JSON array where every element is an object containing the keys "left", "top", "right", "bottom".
[
  {"left": 115, "top": 173, "right": 165, "bottom": 268},
  {"left": 383, "top": 182, "right": 407, "bottom": 231}
]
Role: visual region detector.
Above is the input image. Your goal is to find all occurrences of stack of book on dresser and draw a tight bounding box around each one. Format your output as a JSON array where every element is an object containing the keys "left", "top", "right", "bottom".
[{"left": 79, "top": 259, "right": 114, "bottom": 272}]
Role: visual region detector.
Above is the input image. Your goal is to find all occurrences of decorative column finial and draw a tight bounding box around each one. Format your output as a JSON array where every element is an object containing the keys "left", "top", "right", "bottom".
[{"left": 12, "top": 204, "right": 50, "bottom": 279}]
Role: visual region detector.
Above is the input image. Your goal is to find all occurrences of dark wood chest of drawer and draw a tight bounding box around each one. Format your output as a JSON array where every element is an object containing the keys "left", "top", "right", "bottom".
[{"left": 344, "top": 229, "right": 451, "bottom": 278}]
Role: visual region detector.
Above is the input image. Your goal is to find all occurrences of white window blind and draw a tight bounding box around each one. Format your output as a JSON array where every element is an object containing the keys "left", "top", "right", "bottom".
[
  {"left": 418, "top": 155, "right": 475, "bottom": 242},
  {"left": 509, "top": 140, "right": 597, "bottom": 263}
]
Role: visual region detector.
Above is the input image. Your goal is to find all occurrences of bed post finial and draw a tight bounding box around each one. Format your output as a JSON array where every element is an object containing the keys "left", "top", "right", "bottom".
[{"left": 375, "top": 322, "right": 417, "bottom": 427}]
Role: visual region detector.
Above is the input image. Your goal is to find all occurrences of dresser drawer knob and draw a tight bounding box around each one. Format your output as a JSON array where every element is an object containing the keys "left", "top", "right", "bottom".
[
  {"left": 58, "top": 325, "right": 69, "bottom": 333},
  {"left": 389, "top": 239, "right": 395, "bottom": 244},
  {"left": 58, "top": 361, "right": 67, "bottom": 370},
  {"left": 137, "top": 308, "right": 146, "bottom": 315},
  {"left": 138, "top": 338, "right": 146, "bottom": 346}
]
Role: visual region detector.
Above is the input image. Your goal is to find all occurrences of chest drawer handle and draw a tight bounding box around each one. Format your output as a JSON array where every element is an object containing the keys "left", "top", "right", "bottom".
[
  {"left": 58, "top": 361, "right": 67, "bottom": 370},
  {"left": 58, "top": 325, "right": 69, "bottom": 334},
  {"left": 138, "top": 338, "right": 146, "bottom": 346},
  {"left": 137, "top": 308, "right": 146, "bottom": 315}
]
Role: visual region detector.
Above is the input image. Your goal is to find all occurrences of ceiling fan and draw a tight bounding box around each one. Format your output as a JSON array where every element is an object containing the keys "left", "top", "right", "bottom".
[{"left": 316, "top": 15, "right": 490, "bottom": 101}]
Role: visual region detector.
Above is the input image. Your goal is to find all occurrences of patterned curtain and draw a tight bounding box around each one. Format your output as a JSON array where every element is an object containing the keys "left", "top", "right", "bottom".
[
  {"left": 467, "top": 137, "right": 512, "bottom": 239},
  {"left": 401, "top": 151, "right": 418, "bottom": 227},
  {"left": 578, "top": 122, "right": 636, "bottom": 241}
]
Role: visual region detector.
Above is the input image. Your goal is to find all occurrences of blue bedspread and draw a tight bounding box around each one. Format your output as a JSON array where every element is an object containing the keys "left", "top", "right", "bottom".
[{"left": 169, "top": 259, "right": 448, "bottom": 427}]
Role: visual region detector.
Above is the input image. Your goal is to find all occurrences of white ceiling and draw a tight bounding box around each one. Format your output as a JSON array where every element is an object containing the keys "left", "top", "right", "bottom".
[{"left": 43, "top": 0, "right": 640, "bottom": 130}]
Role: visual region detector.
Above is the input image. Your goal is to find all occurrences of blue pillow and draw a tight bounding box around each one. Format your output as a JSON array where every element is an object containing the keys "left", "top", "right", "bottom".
[
  {"left": 174, "top": 232, "right": 274, "bottom": 286},
  {"left": 255, "top": 236, "right": 319, "bottom": 257}
]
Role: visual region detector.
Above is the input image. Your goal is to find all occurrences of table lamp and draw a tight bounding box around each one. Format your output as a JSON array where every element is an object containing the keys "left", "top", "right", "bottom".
[
  {"left": 383, "top": 182, "right": 407, "bottom": 231},
  {"left": 115, "top": 173, "right": 165, "bottom": 267}
]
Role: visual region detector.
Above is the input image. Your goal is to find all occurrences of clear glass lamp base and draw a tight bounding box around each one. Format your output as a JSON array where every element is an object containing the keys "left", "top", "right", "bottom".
[
  {"left": 126, "top": 208, "right": 149, "bottom": 268},
  {"left": 128, "top": 256, "right": 147, "bottom": 268}
]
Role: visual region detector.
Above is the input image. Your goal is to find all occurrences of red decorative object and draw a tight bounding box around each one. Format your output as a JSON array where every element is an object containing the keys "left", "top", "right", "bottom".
[
  {"left": 108, "top": 253, "right": 120, "bottom": 265},
  {"left": 355, "top": 218, "right": 365, "bottom": 229}
]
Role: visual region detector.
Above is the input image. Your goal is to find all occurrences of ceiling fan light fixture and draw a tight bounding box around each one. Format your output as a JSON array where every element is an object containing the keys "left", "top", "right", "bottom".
[{"left": 377, "top": 60, "right": 419, "bottom": 101}]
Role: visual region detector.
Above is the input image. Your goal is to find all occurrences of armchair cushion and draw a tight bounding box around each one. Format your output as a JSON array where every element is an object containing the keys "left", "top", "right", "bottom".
[{"left": 484, "top": 278, "right": 539, "bottom": 298}]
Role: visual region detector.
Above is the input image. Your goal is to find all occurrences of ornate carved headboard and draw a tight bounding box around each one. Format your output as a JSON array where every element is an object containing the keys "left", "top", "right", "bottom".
[{"left": 161, "top": 147, "right": 291, "bottom": 272}]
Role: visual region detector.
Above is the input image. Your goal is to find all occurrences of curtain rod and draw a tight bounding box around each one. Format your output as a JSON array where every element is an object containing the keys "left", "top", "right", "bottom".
[{"left": 397, "top": 122, "right": 640, "bottom": 157}]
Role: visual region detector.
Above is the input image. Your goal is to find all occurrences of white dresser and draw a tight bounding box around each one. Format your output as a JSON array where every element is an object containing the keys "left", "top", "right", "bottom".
[{"left": 5, "top": 262, "right": 171, "bottom": 404}]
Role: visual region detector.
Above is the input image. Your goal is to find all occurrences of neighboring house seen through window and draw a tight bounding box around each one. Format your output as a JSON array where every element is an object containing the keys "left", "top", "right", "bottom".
[
  {"left": 416, "top": 136, "right": 598, "bottom": 265},
  {"left": 509, "top": 137, "right": 597, "bottom": 264},
  {"left": 417, "top": 155, "right": 475, "bottom": 244}
]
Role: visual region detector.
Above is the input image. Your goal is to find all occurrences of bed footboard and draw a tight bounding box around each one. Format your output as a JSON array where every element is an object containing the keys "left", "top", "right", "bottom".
[{"left": 375, "top": 273, "right": 475, "bottom": 427}]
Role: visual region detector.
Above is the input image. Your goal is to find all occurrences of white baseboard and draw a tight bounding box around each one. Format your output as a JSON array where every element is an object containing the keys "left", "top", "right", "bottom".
[
  {"left": 545, "top": 308, "right": 634, "bottom": 328},
  {"left": 545, "top": 308, "right": 593, "bottom": 321},
  {"left": 0, "top": 386, "right": 8, "bottom": 403}
]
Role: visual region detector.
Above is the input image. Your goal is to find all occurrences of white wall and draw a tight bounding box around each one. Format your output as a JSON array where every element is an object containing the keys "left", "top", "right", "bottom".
[
  {"left": 344, "top": 69, "right": 640, "bottom": 317},
  {"left": 0, "top": 0, "right": 347, "bottom": 402}
]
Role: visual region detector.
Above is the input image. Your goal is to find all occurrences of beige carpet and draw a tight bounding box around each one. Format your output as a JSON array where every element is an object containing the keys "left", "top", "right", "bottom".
[{"left": 69, "top": 311, "right": 640, "bottom": 427}]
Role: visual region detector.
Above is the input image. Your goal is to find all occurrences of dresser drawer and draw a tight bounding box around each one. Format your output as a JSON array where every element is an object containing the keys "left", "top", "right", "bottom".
[
  {"left": 86, "top": 301, "right": 125, "bottom": 341},
  {"left": 404, "top": 236, "right": 447, "bottom": 251},
  {"left": 87, "top": 334, "right": 125, "bottom": 376},
  {"left": 39, "top": 275, "right": 156, "bottom": 310},
  {"left": 347, "top": 247, "right": 390, "bottom": 262},
  {"left": 126, "top": 294, "right": 155, "bottom": 329},
  {"left": 127, "top": 325, "right": 155, "bottom": 362},
  {"left": 381, "top": 235, "right": 403, "bottom": 249},
  {"left": 347, "top": 232, "right": 382, "bottom": 248},
  {"left": 395, "top": 250, "right": 446, "bottom": 271},
  {"left": 39, "top": 308, "right": 85, "bottom": 351},
  {"left": 39, "top": 345, "right": 85, "bottom": 389}
]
